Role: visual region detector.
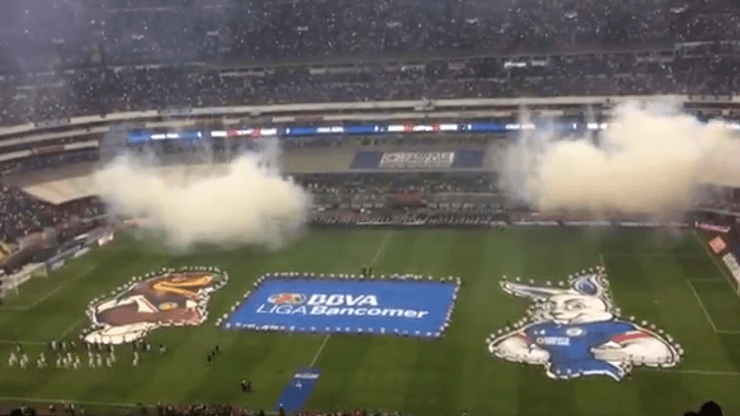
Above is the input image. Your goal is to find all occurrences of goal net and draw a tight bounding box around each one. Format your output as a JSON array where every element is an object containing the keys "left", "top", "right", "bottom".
[{"left": 0, "top": 263, "right": 47, "bottom": 299}]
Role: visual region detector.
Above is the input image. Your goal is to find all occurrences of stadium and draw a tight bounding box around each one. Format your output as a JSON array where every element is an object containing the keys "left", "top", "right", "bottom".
[{"left": 1, "top": 0, "right": 740, "bottom": 415}]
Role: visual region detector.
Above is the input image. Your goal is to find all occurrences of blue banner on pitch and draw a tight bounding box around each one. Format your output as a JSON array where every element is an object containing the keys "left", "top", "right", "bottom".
[
  {"left": 275, "top": 368, "right": 321, "bottom": 413},
  {"left": 223, "top": 277, "right": 456, "bottom": 338}
]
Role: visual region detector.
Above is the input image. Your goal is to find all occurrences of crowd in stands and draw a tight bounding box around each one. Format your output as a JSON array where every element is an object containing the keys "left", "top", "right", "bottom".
[
  {"left": 0, "top": 151, "right": 99, "bottom": 177},
  {"left": 0, "top": 0, "right": 738, "bottom": 127},
  {"left": 1, "top": 48, "right": 738, "bottom": 128},
  {"left": 3, "top": 0, "right": 737, "bottom": 70},
  {"left": 9, "top": 403, "right": 410, "bottom": 416},
  {"left": 150, "top": 404, "right": 407, "bottom": 416},
  {"left": 0, "top": 185, "right": 61, "bottom": 243},
  {"left": 295, "top": 172, "right": 498, "bottom": 196},
  {"left": 0, "top": 185, "right": 105, "bottom": 245}
]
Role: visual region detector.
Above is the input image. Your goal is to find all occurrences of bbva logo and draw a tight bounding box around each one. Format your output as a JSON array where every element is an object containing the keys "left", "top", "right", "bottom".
[{"left": 267, "top": 293, "right": 379, "bottom": 307}]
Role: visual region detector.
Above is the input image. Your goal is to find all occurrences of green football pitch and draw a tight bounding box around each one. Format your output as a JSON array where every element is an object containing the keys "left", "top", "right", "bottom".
[{"left": 2, "top": 228, "right": 740, "bottom": 416}]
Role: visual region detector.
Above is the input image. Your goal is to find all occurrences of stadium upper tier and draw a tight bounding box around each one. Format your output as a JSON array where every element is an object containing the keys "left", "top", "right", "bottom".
[
  {"left": 1, "top": 0, "right": 737, "bottom": 72},
  {"left": 0, "top": 44, "right": 738, "bottom": 129}
]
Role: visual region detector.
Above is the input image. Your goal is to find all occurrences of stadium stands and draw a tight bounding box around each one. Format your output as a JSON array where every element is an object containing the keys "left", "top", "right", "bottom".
[
  {"left": 0, "top": 0, "right": 738, "bottom": 128},
  {"left": 0, "top": 47, "right": 739, "bottom": 128},
  {"left": 0, "top": 184, "right": 105, "bottom": 245}
]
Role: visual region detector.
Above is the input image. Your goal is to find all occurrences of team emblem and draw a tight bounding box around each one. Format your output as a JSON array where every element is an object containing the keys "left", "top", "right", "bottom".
[
  {"left": 566, "top": 327, "right": 585, "bottom": 337},
  {"left": 83, "top": 268, "right": 228, "bottom": 344},
  {"left": 158, "top": 302, "right": 178, "bottom": 311},
  {"left": 487, "top": 266, "right": 682, "bottom": 381},
  {"left": 268, "top": 293, "right": 306, "bottom": 305}
]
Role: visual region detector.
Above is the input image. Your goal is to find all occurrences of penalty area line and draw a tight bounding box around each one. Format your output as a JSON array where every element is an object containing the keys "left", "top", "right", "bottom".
[
  {"left": 0, "top": 340, "right": 48, "bottom": 345},
  {"left": 56, "top": 318, "right": 85, "bottom": 341},
  {"left": 1, "top": 265, "right": 97, "bottom": 311}
]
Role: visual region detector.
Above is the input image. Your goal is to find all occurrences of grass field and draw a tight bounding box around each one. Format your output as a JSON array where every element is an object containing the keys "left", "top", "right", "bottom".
[{"left": 2, "top": 227, "right": 740, "bottom": 416}]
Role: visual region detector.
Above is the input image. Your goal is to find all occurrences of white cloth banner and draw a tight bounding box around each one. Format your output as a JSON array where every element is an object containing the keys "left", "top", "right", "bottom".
[{"left": 379, "top": 152, "right": 455, "bottom": 169}]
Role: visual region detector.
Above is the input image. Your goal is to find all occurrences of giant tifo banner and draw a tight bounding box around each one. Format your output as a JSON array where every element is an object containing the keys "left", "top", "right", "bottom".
[
  {"left": 379, "top": 152, "right": 455, "bottom": 169},
  {"left": 222, "top": 273, "right": 459, "bottom": 338}
]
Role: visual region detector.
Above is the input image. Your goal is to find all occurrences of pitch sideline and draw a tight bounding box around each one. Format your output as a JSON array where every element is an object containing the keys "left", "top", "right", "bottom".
[{"left": 685, "top": 279, "right": 719, "bottom": 333}]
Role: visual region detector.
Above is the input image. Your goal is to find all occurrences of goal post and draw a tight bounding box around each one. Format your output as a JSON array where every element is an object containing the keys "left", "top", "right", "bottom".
[
  {"left": 29, "top": 262, "right": 48, "bottom": 278},
  {"left": 0, "top": 263, "right": 47, "bottom": 299}
]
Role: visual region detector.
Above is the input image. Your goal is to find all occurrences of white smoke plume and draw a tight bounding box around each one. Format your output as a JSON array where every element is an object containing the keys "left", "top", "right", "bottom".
[
  {"left": 93, "top": 150, "right": 311, "bottom": 251},
  {"left": 501, "top": 101, "right": 740, "bottom": 216}
]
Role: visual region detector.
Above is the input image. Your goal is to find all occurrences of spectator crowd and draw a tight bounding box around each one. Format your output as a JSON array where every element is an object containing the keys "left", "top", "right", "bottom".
[
  {"left": 295, "top": 172, "right": 498, "bottom": 197},
  {"left": 9, "top": 403, "right": 413, "bottom": 416},
  {"left": 0, "top": 0, "right": 737, "bottom": 127},
  {"left": 0, "top": 184, "right": 105, "bottom": 245}
]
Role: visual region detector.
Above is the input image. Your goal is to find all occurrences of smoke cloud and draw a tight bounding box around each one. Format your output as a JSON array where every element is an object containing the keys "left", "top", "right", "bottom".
[
  {"left": 93, "top": 150, "right": 311, "bottom": 251},
  {"left": 501, "top": 101, "right": 740, "bottom": 216}
]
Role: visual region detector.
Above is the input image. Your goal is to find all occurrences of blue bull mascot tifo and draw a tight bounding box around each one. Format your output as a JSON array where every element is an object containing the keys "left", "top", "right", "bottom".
[{"left": 487, "top": 267, "right": 681, "bottom": 381}]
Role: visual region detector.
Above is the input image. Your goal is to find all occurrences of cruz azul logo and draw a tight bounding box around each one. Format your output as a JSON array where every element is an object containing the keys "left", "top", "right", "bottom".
[
  {"left": 257, "top": 293, "right": 430, "bottom": 319},
  {"left": 487, "top": 267, "right": 682, "bottom": 381}
]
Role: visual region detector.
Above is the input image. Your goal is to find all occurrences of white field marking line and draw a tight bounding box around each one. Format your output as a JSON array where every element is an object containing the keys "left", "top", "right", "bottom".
[
  {"left": 2, "top": 268, "right": 94, "bottom": 311},
  {"left": 686, "top": 278, "right": 729, "bottom": 282},
  {"left": 56, "top": 318, "right": 85, "bottom": 341},
  {"left": 692, "top": 230, "right": 740, "bottom": 296},
  {"left": 370, "top": 231, "right": 392, "bottom": 265},
  {"left": 601, "top": 252, "right": 705, "bottom": 259},
  {"left": 638, "top": 368, "right": 740, "bottom": 376},
  {"left": 309, "top": 334, "right": 331, "bottom": 368},
  {"left": 0, "top": 340, "right": 47, "bottom": 345},
  {"left": 308, "top": 231, "right": 392, "bottom": 368},
  {"left": 0, "top": 306, "right": 27, "bottom": 311},
  {"left": 0, "top": 318, "right": 84, "bottom": 345},
  {"left": 686, "top": 279, "right": 718, "bottom": 333}
]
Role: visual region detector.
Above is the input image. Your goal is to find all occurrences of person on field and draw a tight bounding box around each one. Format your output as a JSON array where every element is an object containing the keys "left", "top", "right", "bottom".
[{"left": 241, "top": 379, "right": 252, "bottom": 393}]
